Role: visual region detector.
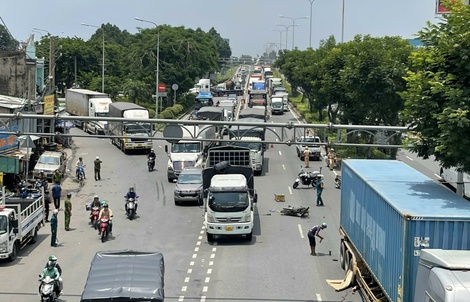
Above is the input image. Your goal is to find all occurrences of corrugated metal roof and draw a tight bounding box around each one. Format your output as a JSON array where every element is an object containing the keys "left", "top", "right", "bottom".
[{"left": 344, "top": 159, "right": 470, "bottom": 218}]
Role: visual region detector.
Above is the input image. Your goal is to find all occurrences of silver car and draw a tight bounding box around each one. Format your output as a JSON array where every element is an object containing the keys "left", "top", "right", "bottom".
[{"left": 174, "top": 168, "right": 203, "bottom": 205}]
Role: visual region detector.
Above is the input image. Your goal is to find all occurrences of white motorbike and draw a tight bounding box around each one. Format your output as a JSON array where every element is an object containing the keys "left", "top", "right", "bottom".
[{"left": 38, "top": 276, "right": 59, "bottom": 302}]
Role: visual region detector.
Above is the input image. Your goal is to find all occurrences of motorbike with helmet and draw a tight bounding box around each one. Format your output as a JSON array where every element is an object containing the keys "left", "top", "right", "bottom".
[
  {"left": 148, "top": 149, "right": 156, "bottom": 172},
  {"left": 98, "top": 202, "right": 113, "bottom": 242},
  {"left": 293, "top": 166, "right": 321, "bottom": 189},
  {"left": 124, "top": 187, "right": 138, "bottom": 220},
  {"left": 86, "top": 195, "right": 103, "bottom": 229},
  {"left": 38, "top": 260, "right": 61, "bottom": 301}
]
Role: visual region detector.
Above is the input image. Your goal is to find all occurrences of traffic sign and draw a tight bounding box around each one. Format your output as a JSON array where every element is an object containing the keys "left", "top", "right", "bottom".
[
  {"left": 158, "top": 84, "right": 166, "bottom": 92},
  {"left": 158, "top": 92, "right": 167, "bottom": 97},
  {"left": 172, "top": 84, "right": 179, "bottom": 91}
]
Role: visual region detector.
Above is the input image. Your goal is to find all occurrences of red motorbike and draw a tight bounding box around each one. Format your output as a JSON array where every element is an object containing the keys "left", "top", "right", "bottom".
[
  {"left": 99, "top": 218, "right": 110, "bottom": 243},
  {"left": 90, "top": 206, "right": 100, "bottom": 230}
]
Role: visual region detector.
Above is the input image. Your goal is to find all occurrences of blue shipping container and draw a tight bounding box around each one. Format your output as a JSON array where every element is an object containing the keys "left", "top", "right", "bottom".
[{"left": 340, "top": 160, "right": 470, "bottom": 302}]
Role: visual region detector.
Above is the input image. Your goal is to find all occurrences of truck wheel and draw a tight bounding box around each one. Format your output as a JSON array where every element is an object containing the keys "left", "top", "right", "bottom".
[
  {"left": 246, "top": 232, "right": 253, "bottom": 241},
  {"left": 30, "top": 228, "right": 38, "bottom": 244},
  {"left": 207, "top": 233, "right": 215, "bottom": 243},
  {"left": 340, "top": 241, "right": 346, "bottom": 270},
  {"left": 8, "top": 242, "right": 18, "bottom": 262}
]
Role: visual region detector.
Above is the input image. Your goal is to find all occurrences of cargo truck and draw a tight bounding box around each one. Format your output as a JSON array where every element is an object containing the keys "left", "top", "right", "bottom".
[
  {"left": 108, "top": 102, "right": 153, "bottom": 154},
  {"left": 0, "top": 192, "right": 44, "bottom": 261},
  {"left": 165, "top": 125, "right": 216, "bottom": 182},
  {"left": 339, "top": 159, "right": 470, "bottom": 302},
  {"left": 203, "top": 161, "right": 257, "bottom": 242},
  {"left": 205, "top": 145, "right": 251, "bottom": 169},
  {"left": 65, "top": 89, "right": 112, "bottom": 134}
]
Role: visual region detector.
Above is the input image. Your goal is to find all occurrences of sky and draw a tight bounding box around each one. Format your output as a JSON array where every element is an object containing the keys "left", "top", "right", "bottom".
[{"left": 1, "top": 0, "right": 442, "bottom": 57}]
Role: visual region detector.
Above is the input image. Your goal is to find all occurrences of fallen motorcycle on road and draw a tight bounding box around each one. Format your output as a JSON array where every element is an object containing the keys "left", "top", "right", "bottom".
[{"left": 281, "top": 205, "right": 310, "bottom": 218}]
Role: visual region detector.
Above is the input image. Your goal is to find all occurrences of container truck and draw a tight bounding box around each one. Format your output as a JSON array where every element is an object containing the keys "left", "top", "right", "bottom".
[
  {"left": 0, "top": 192, "right": 44, "bottom": 261},
  {"left": 339, "top": 159, "right": 470, "bottom": 302},
  {"left": 108, "top": 102, "right": 153, "bottom": 154},
  {"left": 202, "top": 161, "right": 257, "bottom": 242},
  {"left": 65, "top": 89, "right": 112, "bottom": 134},
  {"left": 164, "top": 125, "right": 216, "bottom": 182}
]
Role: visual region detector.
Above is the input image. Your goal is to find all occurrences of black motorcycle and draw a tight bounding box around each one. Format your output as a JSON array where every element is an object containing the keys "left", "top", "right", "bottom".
[
  {"left": 293, "top": 167, "right": 320, "bottom": 189},
  {"left": 148, "top": 157, "right": 155, "bottom": 172},
  {"left": 334, "top": 175, "right": 341, "bottom": 189},
  {"left": 281, "top": 206, "right": 310, "bottom": 218}
]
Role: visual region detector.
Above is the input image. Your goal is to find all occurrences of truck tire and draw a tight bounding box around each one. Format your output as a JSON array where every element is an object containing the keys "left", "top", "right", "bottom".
[
  {"left": 345, "top": 250, "right": 352, "bottom": 273},
  {"left": 246, "top": 232, "right": 253, "bottom": 241},
  {"left": 30, "top": 228, "right": 38, "bottom": 244},
  {"left": 207, "top": 233, "right": 215, "bottom": 243},
  {"left": 340, "top": 241, "right": 346, "bottom": 270},
  {"left": 8, "top": 242, "right": 18, "bottom": 262}
]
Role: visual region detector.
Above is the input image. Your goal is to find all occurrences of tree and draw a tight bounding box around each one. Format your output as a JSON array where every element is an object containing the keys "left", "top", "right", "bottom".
[
  {"left": 401, "top": 1, "right": 470, "bottom": 172},
  {"left": 0, "top": 25, "right": 19, "bottom": 51},
  {"left": 207, "top": 27, "right": 231, "bottom": 59}
]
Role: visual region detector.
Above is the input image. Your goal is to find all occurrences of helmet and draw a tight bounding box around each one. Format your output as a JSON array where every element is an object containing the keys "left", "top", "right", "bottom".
[
  {"left": 129, "top": 187, "right": 134, "bottom": 192},
  {"left": 151, "top": 149, "right": 154, "bottom": 152},
  {"left": 305, "top": 146, "right": 309, "bottom": 149},
  {"left": 47, "top": 261, "right": 54, "bottom": 269},
  {"left": 53, "top": 209, "right": 59, "bottom": 215},
  {"left": 49, "top": 255, "right": 57, "bottom": 262},
  {"left": 96, "top": 156, "right": 99, "bottom": 159},
  {"left": 331, "top": 148, "right": 335, "bottom": 152},
  {"left": 67, "top": 193, "right": 72, "bottom": 198},
  {"left": 94, "top": 195, "right": 99, "bottom": 199},
  {"left": 322, "top": 222, "right": 328, "bottom": 228},
  {"left": 103, "top": 203, "right": 109, "bottom": 208}
]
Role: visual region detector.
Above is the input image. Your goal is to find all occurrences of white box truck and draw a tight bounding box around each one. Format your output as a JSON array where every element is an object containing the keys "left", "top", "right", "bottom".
[
  {"left": 0, "top": 192, "right": 44, "bottom": 261},
  {"left": 65, "top": 89, "right": 113, "bottom": 134}
]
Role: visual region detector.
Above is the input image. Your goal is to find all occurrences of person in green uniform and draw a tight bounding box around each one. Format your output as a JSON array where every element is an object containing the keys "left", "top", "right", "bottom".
[
  {"left": 64, "top": 193, "right": 72, "bottom": 231},
  {"left": 50, "top": 210, "right": 58, "bottom": 247}
]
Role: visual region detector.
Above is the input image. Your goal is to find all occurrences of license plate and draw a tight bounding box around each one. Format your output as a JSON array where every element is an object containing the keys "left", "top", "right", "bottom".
[
  {"left": 225, "top": 226, "right": 233, "bottom": 231},
  {"left": 138, "top": 144, "right": 142, "bottom": 147}
]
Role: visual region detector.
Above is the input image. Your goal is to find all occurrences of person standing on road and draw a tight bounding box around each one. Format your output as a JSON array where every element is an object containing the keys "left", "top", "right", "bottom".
[
  {"left": 53, "top": 170, "right": 62, "bottom": 184},
  {"left": 303, "top": 146, "right": 311, "bottom": 168},
  {"left": 94, "top": 156, "right": 102, "bottom": 181},
  {"left": 315, "top": 175, "right": 324, "bottom": 206},
  {"left": 307, "top": 223, "right": 327, "bottom": 256},
  {"left": 50, "top": 209, "right": 58, "bottom": 247},
  {"left": 64, "top": 193, "right": 72, "bottom": 231},
  {"left": 44, "top": 190, "right": 51, "bottom": 222},
  {"left": 51, "top": 182, "right": 62, "bottom": 209}
]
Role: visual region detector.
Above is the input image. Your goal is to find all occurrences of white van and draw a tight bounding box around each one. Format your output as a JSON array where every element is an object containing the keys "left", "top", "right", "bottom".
[{"left": 271, "top": 97, "right": 284, "bottom": 115}]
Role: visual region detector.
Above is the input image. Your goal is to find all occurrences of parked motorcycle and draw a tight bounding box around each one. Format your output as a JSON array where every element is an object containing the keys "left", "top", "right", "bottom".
[
  {"left": 99, "top": 218, "right": 110, "bottom": 243},
  {"left": 334, "top": 175, "right": 341, "bottom": 189},
  {"left": 293, "top": 167, "right": 320, "bottom": 189},
  {"left": 18, "top": 180, "right": 41, "bottom": 199},
  {"left": 281, "top": 206, "right": 310, "bottom": 218},
  {"left": 125, "top": 197, "right": 138, "bottom": 220},
  {"left": 38, "top": 275, "right": 59, "bottom": 302},
  {"left": 148, "top": 157, "right": 156, "bottom": 172}
]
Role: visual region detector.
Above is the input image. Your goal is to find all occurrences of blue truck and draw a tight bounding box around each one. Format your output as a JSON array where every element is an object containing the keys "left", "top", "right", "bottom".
[{"left": 339, "top": 160, "right": 470, "bottom": 302}]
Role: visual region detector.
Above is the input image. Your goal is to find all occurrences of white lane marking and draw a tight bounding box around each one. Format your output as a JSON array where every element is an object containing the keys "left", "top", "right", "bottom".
[
  {"left": 278, "top": 151, "right": 282, "bottom": 156},
  {"left": 190, "top": 261, "right": 194, "bottom": 266},
  {"left": 207, "top": 268, "right": 212, "bottom": 274},
  {"left": 288, "top": 186, "right": 293, "bottom": 195},
  {"left": 316, "top": 294, "right": 322, "bottom": 301},
  {"left": 194, "top": 247, "right": 199, "bottom": 252},
  {"left": 178, "top": 296, "right": 184, "bottom": 301},
  {"left": 298, "top": 224, "right": 305, "bottom": 238},
  {"left": 187, "top": 268, "right": 192, "bottom": 274},
  {"left": 282, "top": 164, "right": 286, "bottom": 170},
  {"left": 192, "top": 254, "right": 197, "bottom": 259},
  {"left": 200, "top": 296, "right": 206, "bottom": 302},
  {"left": 212, "top": 247, "right": 217, "bottom": 252},
  {"left": 205, "top": 277, "right": 210, "bottom": 283},
  {"left": 196, "top": 241, "right": 201, "bottom": 246},
  {"left": 406, "top": 156, "right": 414, "bottom": 161},
  {"left": 202, "top": 286, "right": 208, "bottom": 292},
  {"left": 184, "top": 277, "right": 190, "bottom": 283},
  {"left": 209, "top": 261, "right": 214, "bottom": 265},
  {"left": 210, "top": 254, "right": 215, "bottom": 259},
  {"left": 181, "top": 286, "right": 187, "bottom": 292}
]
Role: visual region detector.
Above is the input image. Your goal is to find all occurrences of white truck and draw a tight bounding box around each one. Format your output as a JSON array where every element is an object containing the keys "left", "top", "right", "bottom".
[
  {"left": 0, "top": 192, "right": 44, "bottom": 261},
  {"left": 202, "top": 162, "right": 257, "bottom": 243},
  {"left": 165, "top": 125, "right": 216, "bottom": 182},
  {"left": 270, "top": 96, "right": 284, "bottom": 115},
  {"left": 65, "top": 89, "right": 112, "bottom": 134},
  {"left": 108, "top": 102, "right": 153, "bottom": 154},
  {"left": 189, "top": 79, "right": 211, "bottom": 94}
]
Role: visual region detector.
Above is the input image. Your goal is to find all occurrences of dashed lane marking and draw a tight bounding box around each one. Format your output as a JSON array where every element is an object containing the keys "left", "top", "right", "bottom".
[{"left": 298, "top": 224, "right": 305, "bottom": 238}]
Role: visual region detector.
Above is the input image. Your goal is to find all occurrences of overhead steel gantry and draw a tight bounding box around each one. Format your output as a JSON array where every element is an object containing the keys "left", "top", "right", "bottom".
[{"left": 0, "top": 113, "right": 410, "bottom": 149}]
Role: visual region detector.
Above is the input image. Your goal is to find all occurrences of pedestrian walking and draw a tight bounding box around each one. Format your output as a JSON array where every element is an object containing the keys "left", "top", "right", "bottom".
[
  {"left": 94, "top": 156, "right": 102, "bottom": 181},
  {"left": 303, "top": 146, "right": 311, "bottom": 168},
  {"left": 51, "top": 182, "right": 62, "bottom": 209},
  {"left": 327, "top": 148, "right": 336, "bottom": 171},
  {"left": 64, "top": 193, "right": 72, "bottom": 231},
  {"left": 50, "top": 209, "right": 58, "bottom": 247},
  {"left": 44, "top": 190, "right": 51, "bottom": 222},
  {"left": 316, "top": 176, "right": 324, "bottom": 206},
  {"left": 53, "top": 170, "right": 62, "bottom": 184},
  {"left": 307, "top": 223, "right": 327, "bottom": 256}
]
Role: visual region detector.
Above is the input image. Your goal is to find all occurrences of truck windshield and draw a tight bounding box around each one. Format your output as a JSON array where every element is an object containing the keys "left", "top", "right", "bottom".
[
  {"left": 0, "top": 216, "right": 7, "bottom": 235},
  {"left": 171, "top": 143, "right": 201, "bottom": 153},
  {"left": 124, "top": 123, "right": 152, "bottom": 134},
  {"left": 208, "top": 192, "right": 249, "bottom": 212},
  {"left": 230, "top": 142, "right": 261, "bottom": 151}
]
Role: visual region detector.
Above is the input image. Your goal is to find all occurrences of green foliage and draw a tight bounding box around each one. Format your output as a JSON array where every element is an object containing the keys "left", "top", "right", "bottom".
[
  {"left": 401, "top": 1, "right": 470, "bottom": 172},
  {"left": 0, "top": 25, "right": 19, "bottom": 51},
  {"left": 159, "top": 108, "right": 175, "bottom": 119}
]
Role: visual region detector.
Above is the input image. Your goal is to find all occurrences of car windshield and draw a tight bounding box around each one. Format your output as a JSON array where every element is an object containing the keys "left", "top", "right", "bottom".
[
  {"left": 173, "top": 161, "right": 195, "bottom": 171},
  {"left": 177, "top": 173, "right": 202, "bottom": 184},
  {"left": 302, "top": 137, "right": 320, "bottom": 143},
  {"left": 230, "top": 141, "right": 262, "bottom": 151},
  {"left": 208, "top": 192, "right": 249, "bottom": 212},
  {"left": 0, "top": 216, "right": 7, "bottom": 235},
  {"left": 38, "top": 156, "right": 60, "bottom": 165},
  {"left": 171, "top": 143, "right": 201, "bottom": 153}
]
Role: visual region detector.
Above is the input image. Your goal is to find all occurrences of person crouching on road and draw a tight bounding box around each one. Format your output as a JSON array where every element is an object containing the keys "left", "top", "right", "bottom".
[{"left": 307, "top": 223, "right": 327, "bottom": 256}]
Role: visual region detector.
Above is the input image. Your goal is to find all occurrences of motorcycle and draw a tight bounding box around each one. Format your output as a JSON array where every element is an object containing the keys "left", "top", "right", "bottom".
[
  {"left": 148, "top": 157, "right": 156, "bottom": 172},
  {"left": 334, "top": 175, "right": 342, "bottom": 189},
  {"left": 293, "top": 167, "right": 320, "bottom": 189},
  {"left": 99, "top": 218, "right": 110, "bottom": 243},
  {"left": 38, "top": 275, "right": 59, "bottom": 302},
  {"left": 76, "top": 166, "right": 85, "bottom": 183},
  {"left": 90, "top": 206, "right": 100, "bottom": 229},
  {"left": 281, "top": 206, "right": 310, "bottom": 218},
  {"left": 125, "top": 197, "right": 138, "bottom": 220}
]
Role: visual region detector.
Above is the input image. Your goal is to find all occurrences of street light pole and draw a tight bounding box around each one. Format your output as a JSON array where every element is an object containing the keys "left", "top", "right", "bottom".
[
  {"left": 276, "top": 24, "right": 297, "bottom": 51},
  {"left": 135, "top": 17, "right": 160, "bottom": 119},
  {"left": 308, "top": 0, "right": 316, "bottom": 48},
  {"left": 32, "top": 27, "right": 55, "bottom": 93},
  {"left": 341, "top": 0, "right": 345, "bottom": 43},
  {"left": 270, "top": 29, "right": 284, "bottom": 51},
  {"left": 81, "top": 23, "right": 105, "bottom": 92},
  {"left": 279, "top": 15, "right": 309, "bottom": 50}
]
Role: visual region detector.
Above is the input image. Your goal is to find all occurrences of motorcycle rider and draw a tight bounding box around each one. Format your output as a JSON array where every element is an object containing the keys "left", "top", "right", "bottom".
[
  {"left": 125, "top": 187, "right": 138, "bottom": 214},
  {"left": 45, "top": 255, "right": 63, "bottom": 293},
  {"left": 98, "top": 203, "right": 113, "bottom": 235},
  {"left": 39, "top": 260, "right": 61, "bottom": 296},
  {"left": 76, "top": 157, "right": 86, "bottom": 179},
  {"left": 89, "top": 195, "right": 102, "bottom": 216},
  {"left": 148, "top": 149, "right": 156, "bottom": 169}
]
